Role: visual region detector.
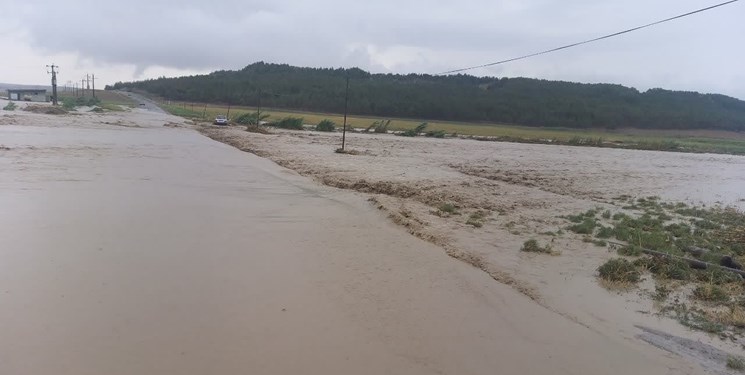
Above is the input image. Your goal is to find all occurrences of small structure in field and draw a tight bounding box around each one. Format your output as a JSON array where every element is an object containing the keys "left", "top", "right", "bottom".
[{"left": 7, "top": 89, "right": 48, "bottom": 102}]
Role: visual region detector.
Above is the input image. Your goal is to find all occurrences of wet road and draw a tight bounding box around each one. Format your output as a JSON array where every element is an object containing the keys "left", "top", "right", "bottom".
[{"left": 0, "top": 115, "right": 693, "bottom": 374}]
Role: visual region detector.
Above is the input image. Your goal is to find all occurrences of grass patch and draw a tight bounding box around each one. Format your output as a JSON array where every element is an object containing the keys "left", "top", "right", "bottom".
[
  {"left": 520, "top": 239, "right": 553, "bottom": 254},
  {"left": 692, "top": 284, "right": 730, "bottom": 303},
  {"left": 618, "top": 244, "right": 643, "bottom": 256},
  {"left": 466, "top": 218, "right": 483, "bottom": 228},
  {"left": 598, "top": 258, "right": 641, "bottom": 284},
  {"left": 654, "top": 283, "right": 671, "bottom": 302},
  {"left": 466, "top": 211, "right": 487, "bottom": 228},
  {"left": 436, "top": 203, "right": 458, "bottom": 216},
  {"left": 728, "top": 356, "right": 745, "bottom": 371}
]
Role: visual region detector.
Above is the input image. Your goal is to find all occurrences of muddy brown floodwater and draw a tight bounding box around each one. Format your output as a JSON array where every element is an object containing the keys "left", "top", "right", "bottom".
[{"left": 0, "top": 102, "right": 736, "bottom": 374}]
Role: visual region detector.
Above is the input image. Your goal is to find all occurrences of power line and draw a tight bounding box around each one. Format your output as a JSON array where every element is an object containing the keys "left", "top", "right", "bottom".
[{"left": 438, "top": 0, "right": 740, "bottom": 75}]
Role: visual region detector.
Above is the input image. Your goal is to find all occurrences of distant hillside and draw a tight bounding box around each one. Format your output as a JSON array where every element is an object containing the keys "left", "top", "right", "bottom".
[{"left": 108, "top": 62, "right": 745, "bottom": 131}]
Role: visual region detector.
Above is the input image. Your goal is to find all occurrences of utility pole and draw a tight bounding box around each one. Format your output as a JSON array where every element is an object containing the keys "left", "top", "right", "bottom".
[
  {"left": 92, "top": 74, "right": 95, "bottom": 98},
  {"left": 341, "top": 74, "right": 350, "bottom": 151},
  {"left": 46, "top": 64, "right": 59, "bottom": 105},
  {"left": 256, "top": 89, "right": 262, "bottom": 125},
  {"left": 81, "top": 78, "right": 86, "bottom": 97}
]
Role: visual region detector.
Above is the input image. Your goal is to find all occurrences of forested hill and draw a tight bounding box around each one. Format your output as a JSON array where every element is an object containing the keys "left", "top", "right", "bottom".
[{"left": 108, "top": 62, "right": 745, "bottom": 131}]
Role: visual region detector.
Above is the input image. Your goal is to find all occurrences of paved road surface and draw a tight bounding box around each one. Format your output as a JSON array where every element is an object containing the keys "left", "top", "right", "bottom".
[{"left": 0, "top": 112, "right": 690, "bottom": 374}]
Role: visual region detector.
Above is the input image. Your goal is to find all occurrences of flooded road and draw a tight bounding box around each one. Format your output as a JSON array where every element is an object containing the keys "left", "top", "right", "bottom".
[{"left": 0, "top": 112, "right": 700, "bottom": 374}]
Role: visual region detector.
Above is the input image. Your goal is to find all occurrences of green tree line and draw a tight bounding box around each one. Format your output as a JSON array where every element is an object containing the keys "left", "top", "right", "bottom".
[{"left": 108, "top": 62, "right": 745, "bottom": 131}]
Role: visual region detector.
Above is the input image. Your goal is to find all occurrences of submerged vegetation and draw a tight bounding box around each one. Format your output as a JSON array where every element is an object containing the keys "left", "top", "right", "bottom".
[
  {"left": 569, "top": 197, "right": 745, "bottom": 336},
  {"left": 520, "top": 239, "right": 554, "bottom": 254}
]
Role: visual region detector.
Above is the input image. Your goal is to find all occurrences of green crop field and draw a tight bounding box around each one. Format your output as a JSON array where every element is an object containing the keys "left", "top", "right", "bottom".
[{"left": 160, "top": 100, "right": 745, "bottom": 155}]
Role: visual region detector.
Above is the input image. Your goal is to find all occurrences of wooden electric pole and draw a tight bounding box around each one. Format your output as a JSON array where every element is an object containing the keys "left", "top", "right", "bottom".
[{"left": 92, "top": 74, "right": 96, "bottom": 98}]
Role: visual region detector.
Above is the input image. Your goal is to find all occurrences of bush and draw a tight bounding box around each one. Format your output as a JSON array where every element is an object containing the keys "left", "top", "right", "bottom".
[
  {"left": 521, "top": 239, "right": 552, "bottom": 254},
  {"left": 272, "top": 117, "right": 304, "bottom": 130},
  {"left": 2, "top": 101, "right": 17, "bottom": 111},
  {"left": 315, "top": 119, "right": 336, "bottom": 132},
  {"left": 598, "top": 258, "right": 641, "bottom": 283},
  {"left": 61, "top": 97, "right": 77, "bottom": 110}
]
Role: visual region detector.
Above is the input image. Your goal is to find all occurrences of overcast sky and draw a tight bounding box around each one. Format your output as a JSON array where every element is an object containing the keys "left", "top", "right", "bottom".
[{"left": 1, "top": 0, "right": 743, "bottom": 98}]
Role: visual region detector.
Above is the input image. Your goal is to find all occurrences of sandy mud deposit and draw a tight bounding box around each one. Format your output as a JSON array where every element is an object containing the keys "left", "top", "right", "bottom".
[{"left": 201, "top": 125, "right": 745, "bottom": 369}]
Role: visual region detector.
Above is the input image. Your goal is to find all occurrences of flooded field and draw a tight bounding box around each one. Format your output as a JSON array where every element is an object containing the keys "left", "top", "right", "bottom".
[{"left": 0, "top": 102, "right": 740, "bottom": 374}]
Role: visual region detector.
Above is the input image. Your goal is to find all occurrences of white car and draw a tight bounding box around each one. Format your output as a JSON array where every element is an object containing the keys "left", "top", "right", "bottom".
[{"left": 214, "top": 115, "right": 228, "bottom": 125}]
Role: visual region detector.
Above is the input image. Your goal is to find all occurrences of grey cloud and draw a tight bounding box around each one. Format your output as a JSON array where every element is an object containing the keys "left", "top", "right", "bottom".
[{"left": 6, "top": 0, "right": 745, "bottom": 98}]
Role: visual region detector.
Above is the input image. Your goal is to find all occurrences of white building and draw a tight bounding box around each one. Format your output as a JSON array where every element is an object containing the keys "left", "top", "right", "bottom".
[{"left": 7, "top": 89, "right": 49, "bottom": 102}]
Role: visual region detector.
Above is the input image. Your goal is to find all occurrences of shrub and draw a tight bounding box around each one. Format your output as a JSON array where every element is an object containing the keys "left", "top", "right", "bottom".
[
  {"left": 521, "top": 239, "right": 552, "bottom": 254},
  {"left": 598, "top": 258, "right": 641, "bottom": 283},
  {"left": 2, "top": 101, "right": 17, "bottom": 111},
  {"left": 366, "top": 119, "right": 391, "bottom": 133},
  {"left": 399, "top": 122, "right": 427, "bottom": 137},
  {"left": 602, "top": 210, "right": 611, "bottom": 219},
  {"left": 272, "top": 117, "right": 304, "bottom": 130},
  {"left": 315, "top": 119, "right": 336, "bottom": 132},
  {"left": 61, "top": 97, "right": 77, "bottom": 110},
  {"left": 568, "top": 218, "right": 596, "bottom": 234},
  {"left": 612, "top": 212, "right": 629, "bottom": 221},
  {"left": 596, "top": 226, "right": 614, "bottom": 239}
]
